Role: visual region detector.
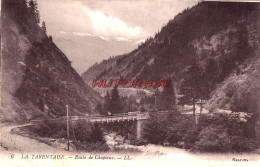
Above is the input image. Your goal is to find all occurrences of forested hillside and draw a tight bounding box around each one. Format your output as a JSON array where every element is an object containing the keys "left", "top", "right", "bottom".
[
  {"left": 1, "top": 0, "right": 102, "bottom": 122},
  {"left": 82, "top": 2, "right": 259, "bottom": 111}
]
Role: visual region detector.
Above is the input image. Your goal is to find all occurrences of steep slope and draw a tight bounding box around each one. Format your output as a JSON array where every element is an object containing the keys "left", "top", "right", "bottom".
[
  {"left": 1, "top": 0, "right": 101, "bottom": 122},
  {"left": 206, "top": 52, "right": 260, "bottom": 111},
  {"left": 82, "top": 2, "right": 259, "bottom": 88}
]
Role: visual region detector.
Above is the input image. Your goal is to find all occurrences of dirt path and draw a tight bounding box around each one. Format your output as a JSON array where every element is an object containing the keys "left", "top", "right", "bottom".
[{"left": 0, "top": 124, "right": 64, "bottom": 153}]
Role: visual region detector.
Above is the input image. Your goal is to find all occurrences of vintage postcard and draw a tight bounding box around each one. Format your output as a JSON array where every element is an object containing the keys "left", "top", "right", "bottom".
[{"left": 0, "top": 0, "right": 259, "bottom": 166}]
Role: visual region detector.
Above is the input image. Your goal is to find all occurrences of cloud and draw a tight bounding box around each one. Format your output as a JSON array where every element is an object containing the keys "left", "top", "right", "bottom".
[
  {"left": 98, "top": 36, "right": 110, "bottom": 41},
  {"left": 114, "top": 37, "right": 132, "bottom": 42},
  {"left": 72, "top": 32, "right": 92, "bottom": 37},
  {"left": 38, "top": 0, "right": 147, "bottom": 40},
  {"left": 59, "top": 31, "right": 67, "bottom": 34},
  {"left": 89, "top": 10, "right": 144, "bottom": 38},
  {"left": 135, "top": 39, "right": 146, "bottom": 44},
  {"left": 38, "top": 0, "right": 197, "bottom": 41}
]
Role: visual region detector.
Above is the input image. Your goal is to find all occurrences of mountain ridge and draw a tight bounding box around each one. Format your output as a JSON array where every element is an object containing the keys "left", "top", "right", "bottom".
[{"left": 82, "top": 2, "right": 259, "bottom": 111}]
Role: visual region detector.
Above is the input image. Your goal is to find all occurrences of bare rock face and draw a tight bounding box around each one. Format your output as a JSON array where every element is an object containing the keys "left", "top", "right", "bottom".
[{"left": 1, "top": 0, "right": 102, "bottom": 122}]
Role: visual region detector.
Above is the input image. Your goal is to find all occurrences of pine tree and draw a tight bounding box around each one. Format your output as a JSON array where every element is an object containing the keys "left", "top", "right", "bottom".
[
  {"left": 205, "top": 58, "right": 218, "bottom": 83},
  {"left": 203, "top": 58, "right": 219, "bottom": 96},
  {"left": 42, "top": 21, "right": 47, "bottom": 34},
  {"left": 158, "top": 81, "right": 176, "bottom": 110},
  {"left": 90, "top": 123, "right": 105, "bottom": 143},
  {"left": 95, "top": 102, "right": 103, "bottom": 115},
  {"left": 179, "top": 63, "right": 203, "bottom": 122},
  {"left": 235, "top": 24, "right": 250, "bottom": 64},
  {"left": 219, "top": 55, "right": 236, "bottom": 81},
  {"left": 154, "top": 88, "right": 160, "bottom": 109},
  {"left": 34, "top": 0, "right": 40, "bottom": 24},
  {"left": 110, "top": 86, "right": 122, "bottom": 114},
  {"left": 28, "top": 0, "right": 40, "bottom": 24},
  {"left": 103, "top": 91, "right": 111, "bottom": 115}
]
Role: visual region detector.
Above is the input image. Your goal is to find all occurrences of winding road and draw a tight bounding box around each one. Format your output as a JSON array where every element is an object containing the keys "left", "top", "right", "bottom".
[
  {"left": 0, "top": 124, "right": 63, "bottom": 153},
  {"left": 0, "top": 123, "right": 185, "bottom": 155}
]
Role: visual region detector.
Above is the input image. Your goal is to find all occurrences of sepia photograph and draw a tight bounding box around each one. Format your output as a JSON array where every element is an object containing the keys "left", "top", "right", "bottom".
[{"left": 0, "top": 0, "right": 259, "bottom": 166}]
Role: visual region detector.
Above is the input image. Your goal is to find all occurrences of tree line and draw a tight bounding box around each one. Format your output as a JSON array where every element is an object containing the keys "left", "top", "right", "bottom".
[
  {"left": 27, "top": 0, "right": 47, "bottom": 34},
  {"left": 95, "top": 81, "right": 176, "bottom": 115}
]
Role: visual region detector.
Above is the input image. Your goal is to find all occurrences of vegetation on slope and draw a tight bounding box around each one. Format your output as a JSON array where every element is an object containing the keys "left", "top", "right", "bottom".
[
  {"left": 82, "top": 2, "right": 259, "bottom": 84},
  {"left": 1, "top": 0, "right": 102, "bottom": 122}
]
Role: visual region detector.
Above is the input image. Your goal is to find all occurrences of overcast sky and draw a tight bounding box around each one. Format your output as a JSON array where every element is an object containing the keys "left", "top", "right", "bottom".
[{"left": 37, "top": 0, "right": 198, "bottom": 41}]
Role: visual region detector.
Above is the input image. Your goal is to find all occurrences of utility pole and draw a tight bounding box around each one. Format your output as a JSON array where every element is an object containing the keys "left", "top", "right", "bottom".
[
  {"left": 196, "top": 99, "right": 206, "bottom": 125},
  {"left": 198, "top": 99, "right": 206, "bottom": 115},
  {"left": 66, "top": 105, "right": 70, "bottom": 151},
  {"left": 0, "top": 38, "right": 2, "bottom": 108},
  {"left": 0, "top": 5, "right": 3, "bottom": 108},
  {"left": 200, "top": 99, "right": 203, "bottom": 115}
]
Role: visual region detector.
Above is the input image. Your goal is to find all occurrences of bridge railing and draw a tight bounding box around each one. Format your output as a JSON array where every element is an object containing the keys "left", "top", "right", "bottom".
[
  {"left": 67, "top": 112, "right": 149, "bottom": 122},
  {"left": 31, "top": 110, "right": 193, "bottom": 123},
  {"left": 88, "top": 112, "right": 149, "bottom": 119}
]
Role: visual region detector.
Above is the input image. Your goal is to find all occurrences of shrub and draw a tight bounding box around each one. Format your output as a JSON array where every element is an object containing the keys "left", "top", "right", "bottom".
[
  {"left": 195, "top": 125, "right": 231, "bottom": 152},
  {"left": 230, "top": 136, "right": 256, "bottom": 152},
  {"left": 75, "top": 141, "right": 110, "bottom": 152},
  {"left": 166, "top": 122, "right": 189, "bottom": 145},
  {"left": 63, "top": 121, "right": 105, "bottom": 144},
  {"left": 143, "top": 115, "right": 167, "bottom": 144},
  {"left": 195, "top": 113, "right": 260, "bottom": 152},
  {"left": 32, "top": 119, "right": 67, "bottom": 138},
  {"left": 32, "top": 119, "right": 106, "bottom": 145},
  {"left": 89, "top": 123, "right": 106, "bottom": 143},
  {"left": 166, "top": 114, "right": 195, "bottom": 146},
  {"left": 197, "top": 113, "right": 244, "bottom": 136},
  {"left": 225, "top": 84, "right": 235, "bottom": 98},
  {"left": 143, "top": 112, "right": 194, "bottom": 146},
  {"left": 112, "top": 147, "right": 142, "bottom": 153},
  {"left": 183, "top": 128, "right": 199, "bottom": 149}
]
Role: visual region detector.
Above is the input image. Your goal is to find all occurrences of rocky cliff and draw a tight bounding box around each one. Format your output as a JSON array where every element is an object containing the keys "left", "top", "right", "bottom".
[{"left": 1, "top": 0, "right": 102, "bottom": 122}]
